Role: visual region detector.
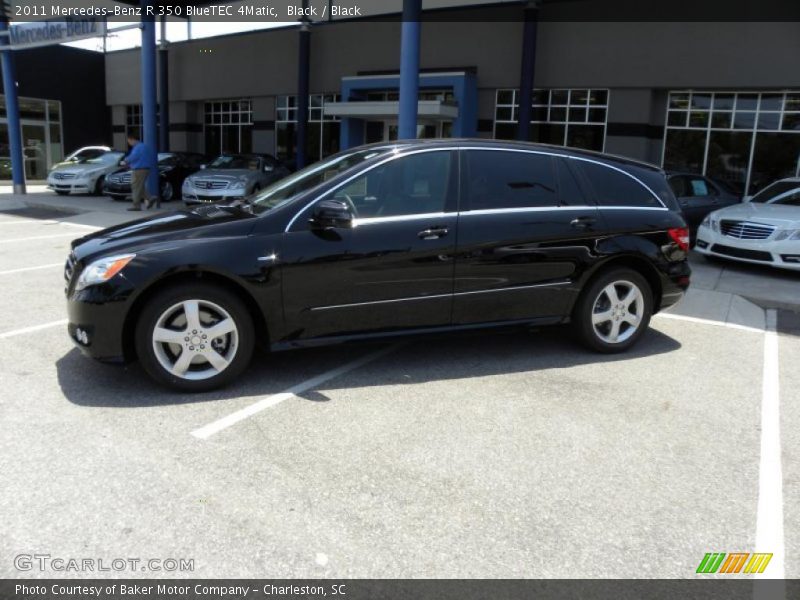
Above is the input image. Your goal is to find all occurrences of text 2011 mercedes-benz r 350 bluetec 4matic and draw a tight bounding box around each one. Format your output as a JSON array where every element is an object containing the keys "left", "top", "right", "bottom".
[{"left": 65, "top": 140, "right": 691, "bottom": 392}]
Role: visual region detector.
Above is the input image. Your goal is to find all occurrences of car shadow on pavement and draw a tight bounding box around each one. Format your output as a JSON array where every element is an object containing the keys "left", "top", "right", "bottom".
[{"left": 56, "top": 325, "right": 681, "bottom": 409}]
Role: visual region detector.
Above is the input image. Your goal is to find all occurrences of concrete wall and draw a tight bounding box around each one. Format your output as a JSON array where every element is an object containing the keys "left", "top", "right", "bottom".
[{"left": 104, "top": 6, "right": 800, "bottom": 160}]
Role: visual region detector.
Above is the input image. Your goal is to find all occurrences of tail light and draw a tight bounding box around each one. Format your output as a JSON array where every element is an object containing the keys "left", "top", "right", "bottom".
[{"left": 668, "top": 227, "right": 690, "bottom": 251}]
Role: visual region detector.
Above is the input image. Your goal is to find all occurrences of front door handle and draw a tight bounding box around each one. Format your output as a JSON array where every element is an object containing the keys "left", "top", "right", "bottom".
[
  {"left": 570, "top": 216, "right": 597, "bottom": 230},
  {"left": 418, "top": 226, "right": 449, "bottom": 240}
]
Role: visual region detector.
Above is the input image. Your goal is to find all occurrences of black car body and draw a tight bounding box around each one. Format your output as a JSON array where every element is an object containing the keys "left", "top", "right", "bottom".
[
  {"left": 65, "top": 140, "right": 691, "bottom": 392},
  {"left": 104, "top": 152, "right": 207, "bottom": 202},
  {"left": 667, "top": 171, "right": 741, "bottom": 236}
]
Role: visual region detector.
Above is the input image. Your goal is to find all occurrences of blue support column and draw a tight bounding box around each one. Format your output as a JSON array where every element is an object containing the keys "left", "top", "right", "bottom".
[
  {"left": 397, "top": 0, "right": 421, "bottom": 140},
  {"left": 158, "top": 16, "right": 170, "bottom": 152},
  {"left": 516, "top": 2, "right": 539, "bottom": 142},
  {"left": 140, "top": 0, "right": 159, "bottom": 198},
  {"left": 296, "top": 20, "right": 310, "bottom": 169},
  {"left": 0, "top": 17, "right": 25, "bottom": 194}
]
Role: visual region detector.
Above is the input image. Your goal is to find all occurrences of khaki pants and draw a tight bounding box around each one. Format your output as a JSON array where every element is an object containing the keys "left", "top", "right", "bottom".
[{"left": 131, "top": 168, "right": 151, "bottom": 208}]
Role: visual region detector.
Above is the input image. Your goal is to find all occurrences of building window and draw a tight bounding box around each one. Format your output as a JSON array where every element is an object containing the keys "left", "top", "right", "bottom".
[
  {"left": 0, "top": 96, "right": 63, "bottom": 180},
  {"left": 663, "top": 90, "right": 800, "bottom": 195},
  {"left": 204, "top": 99, "right": 253, "bottom": 155},
  {"left": 276, "top": 93, "right": 340, "bottom": 165},
  {"left": 494, "top": 88, "right": 608, "bottom": 152},
  {"left": 125, "top": 105, "right": 142, "bottom": 140}
]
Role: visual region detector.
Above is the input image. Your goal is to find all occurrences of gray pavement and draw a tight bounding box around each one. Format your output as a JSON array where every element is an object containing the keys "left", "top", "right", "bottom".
[{"left": 0, "top": 192, "right": 797, "bottom": 579}]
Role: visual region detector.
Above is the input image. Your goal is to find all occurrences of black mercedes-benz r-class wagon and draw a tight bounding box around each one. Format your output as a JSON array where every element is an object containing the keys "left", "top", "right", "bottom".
[{"left": 64, "top": 140, "right": 691, "bottom": 392}]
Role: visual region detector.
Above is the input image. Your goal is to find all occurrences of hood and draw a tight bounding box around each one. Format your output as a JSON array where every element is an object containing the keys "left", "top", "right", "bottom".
[
  {"left": 50, "top": 163, "right": 108, "bottom": 176},
  {"left": 189, "top": 169, "right": 256, "bottom": 181},
  {"left": 70, "top": 206, "right": 258, "bottom": 262},
  {"left": 712, "top": 202, "right": 800, "bottom": 228}
]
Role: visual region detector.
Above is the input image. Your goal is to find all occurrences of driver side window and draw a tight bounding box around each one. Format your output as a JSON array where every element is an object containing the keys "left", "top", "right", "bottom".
[{"left": 330, "top": 151, "right": 452, "bottom": 218}]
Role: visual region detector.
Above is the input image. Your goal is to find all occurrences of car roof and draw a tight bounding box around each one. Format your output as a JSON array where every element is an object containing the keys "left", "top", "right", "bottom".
[{"left": 354, "top": 138, "right": 663, "bottom": 172}]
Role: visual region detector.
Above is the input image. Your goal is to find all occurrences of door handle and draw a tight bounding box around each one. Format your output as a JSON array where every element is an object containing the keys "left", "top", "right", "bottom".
[
  {"left": 418, "top": 226, "right": 449, "bottom": 240},
  {"left": 570, "top": 216, "right": 597, "bottom": 230}
]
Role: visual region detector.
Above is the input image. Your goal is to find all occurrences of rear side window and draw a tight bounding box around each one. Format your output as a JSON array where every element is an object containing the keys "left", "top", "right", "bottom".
[
  {"left": 578, "top": 161, "right": 662, "bottom": 208},
  {"left": 465, "top": 150, "right": 558, "bottom": 210},
  {"left": 687, "top": 176, "right": 718, "bottom": 196},
  {"left": 668, "top": 176, "right": 688, "bottom": 197}
]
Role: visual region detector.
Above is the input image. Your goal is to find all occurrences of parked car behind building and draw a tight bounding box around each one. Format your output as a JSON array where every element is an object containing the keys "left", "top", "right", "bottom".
[
  {"left": 104, "top": 152, "right": 207, "bottom": 202},
  {"left": 47, "top": 150, "right": 124, "bottom": 196},
  {"left": 181, "top": 153, "right": 290, "bottom": 206},
  {"left": 695, "top": 177, "right": 800, "bottom": 271},
  {"left": 667, "top": 172, "right": 740, "bottom": 237}
]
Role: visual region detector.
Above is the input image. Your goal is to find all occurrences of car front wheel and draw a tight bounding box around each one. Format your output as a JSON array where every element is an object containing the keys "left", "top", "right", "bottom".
[
  {"left": 573, "top": 268, "right": 652, "bottom": 353},
  {"left": 135, "top": 283, "right": 255, "bottom": 392}
]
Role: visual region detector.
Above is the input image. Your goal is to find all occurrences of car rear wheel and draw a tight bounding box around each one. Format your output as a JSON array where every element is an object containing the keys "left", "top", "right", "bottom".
[
  {"left": 135, "top": 283, "right": 255, "bottom": 392},
  {"left": 160, "top": 180, "right": 174, "bottom": 202},
  {"left": 573, "top": 268, "right": 652, "bottom": 353},
  {"left": 93, "top": 176, "right": 105, "bottom": 196}
]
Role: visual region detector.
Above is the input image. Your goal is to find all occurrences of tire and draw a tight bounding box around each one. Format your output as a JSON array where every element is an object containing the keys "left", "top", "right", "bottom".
[
  {"left": 93, "top": 176, "right": 105, "bottom": 196},
  {"left": 55, "top": 190, "right": 70, "bottom": 196},
  {"left": 160, "top": 180, "right": 174, "bottom": 202},
  {"left": 572, "top": 268, "right": 653, "bottom": 353},
  {"left": 135, "top": 283, "right": 255, "bottom": 392}
]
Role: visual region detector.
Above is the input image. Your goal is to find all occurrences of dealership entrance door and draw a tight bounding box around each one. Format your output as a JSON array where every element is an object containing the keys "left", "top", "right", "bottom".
[{"left": 364, "top": 119, "right": 452, "bottom": 143}]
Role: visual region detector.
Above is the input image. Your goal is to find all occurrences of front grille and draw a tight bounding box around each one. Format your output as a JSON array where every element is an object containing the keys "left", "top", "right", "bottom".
[
  {"left": 54, "top": 172, "right": 77, "bottom": 180},
  {"left": 720, "top": 220, "right": 775, "bottom": 240},
  {"left": 193, "top": 180, "right": 228, "bottom": 190},
  {"left": 110, "top": 173, "right": 131, "bottom": 184},
  {"left": 711, "top": 244, "right": 773, "bottom": 262}
]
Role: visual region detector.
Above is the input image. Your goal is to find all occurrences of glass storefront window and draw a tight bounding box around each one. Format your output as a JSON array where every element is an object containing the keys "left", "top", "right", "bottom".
[
  {"left": 494, "top": 88, "right": 608, "bottom": 152},
  {"left": 662, "top": 91, "right": 800, "bottom": 194},
  {"left": 275, "top": 93, "right": 340, "bottom": 164},
  {"left": 0, "top": 95, "right": 63, "bottom": 180},
  {"left": 203, "top": 99, "right": 253, "bottom": 155}
]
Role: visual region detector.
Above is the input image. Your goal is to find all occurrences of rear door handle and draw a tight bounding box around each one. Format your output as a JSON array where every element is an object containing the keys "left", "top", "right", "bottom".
[
  {"left": 418, "top": 226, "right": 449, "bottom": 240},
  {"left": 570, "top": 216, "right": 597, "bottom": 230}
]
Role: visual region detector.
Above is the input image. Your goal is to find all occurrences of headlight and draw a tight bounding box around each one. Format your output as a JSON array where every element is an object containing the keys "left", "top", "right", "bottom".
[
  {"left": 182, "top": 178, "right": 193, "bottom": 190},
  {"left": 774, "top": 229, "right": 800, "bottom": 241},
  {"left": 75, "top": 254, "right": 136, "bottom": 291},
  {"left": 701, "top": 215, "right": 719, "bottom": 232},
  {"left": 229, "top": 178, "right": 247, "bottom": 191}
]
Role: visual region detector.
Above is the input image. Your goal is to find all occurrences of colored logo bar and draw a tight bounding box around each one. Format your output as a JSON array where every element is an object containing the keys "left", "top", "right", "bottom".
[{"left": 696, "top": 553, "right": 773, "bottom": 574}]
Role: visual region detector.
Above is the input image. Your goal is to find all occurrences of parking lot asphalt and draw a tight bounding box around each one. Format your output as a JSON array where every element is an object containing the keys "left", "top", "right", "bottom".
[{"left": 0, "top": 201, "right": 798, "bottom": 579}]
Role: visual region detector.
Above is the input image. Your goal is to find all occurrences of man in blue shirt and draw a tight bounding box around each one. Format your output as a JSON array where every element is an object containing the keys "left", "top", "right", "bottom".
[{"left": 122, "top": 134, "right": 156, "bottom": 211}]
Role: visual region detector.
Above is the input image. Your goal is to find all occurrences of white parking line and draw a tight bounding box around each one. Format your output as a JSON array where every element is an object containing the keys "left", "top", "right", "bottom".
[
  {"left": 755, "top": 309, "right": 784, "bottom": 579},
  {"left": 191, "top": 344, "right": 402, "bottom": 440},
  {"left": 0, "top": 263, "right": 63, "bottom": 275},
  {"left": 0, "top": 219, "right": 58, "bottom": 225},
  {"left": 654, "top": 311, "right": 763, "bottom": 333},
  {"left": 0, "top": 232, "right": 79, "bottom": 244},
  {"left": 0, "top": 319, "right": 67, "bottom": 339}
]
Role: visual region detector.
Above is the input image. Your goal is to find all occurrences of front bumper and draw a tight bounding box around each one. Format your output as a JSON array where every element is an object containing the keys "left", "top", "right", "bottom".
[
  {"left": 183, "top": 188, "right": 245, "bottom": 205},
  {"left": 66, "top": 282, "right": 134, "bottom": 362},
  {"left": 48, "top": 180, "right": 92, "bottom": 194},
  {"left": 103, "top": 182, "right": 132, "bottom": 199},
  {"left": 695, "top": 225, "right": 800, "bottom": 271}
]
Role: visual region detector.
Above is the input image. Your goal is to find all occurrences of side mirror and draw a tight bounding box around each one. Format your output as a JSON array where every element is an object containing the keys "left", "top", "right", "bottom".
[
  {"left": 264, "top": 164, "right": 274, "bottom": 173},
  {"left": 310, "top": 199, "right": 353, "bottom": 230}
]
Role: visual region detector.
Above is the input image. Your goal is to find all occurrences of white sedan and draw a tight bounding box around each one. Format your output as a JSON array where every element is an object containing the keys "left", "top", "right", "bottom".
[
  {"left": 695, "top": 178, "right": 800, "bottom": 271},
  {"left": 47, "top": 151, "right": 124, "bottom": 196}
]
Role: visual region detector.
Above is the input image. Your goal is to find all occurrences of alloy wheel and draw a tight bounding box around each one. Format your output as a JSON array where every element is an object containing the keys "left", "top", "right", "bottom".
[
  {"left": 590, "top": 280, "right": 643, "bottom": 344},
  {"left": 151, "top": 299, "right": 239, "bottom": 381}
]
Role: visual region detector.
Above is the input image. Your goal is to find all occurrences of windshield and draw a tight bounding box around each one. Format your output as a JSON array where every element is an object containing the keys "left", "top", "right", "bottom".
[
  {"left": 208, "top": 155, "right": 258, "bottom": 170},
  {"left": 249, "top": 148, "right": 392, "bottom": 214},
  {"left": 84, "top": 152, "right": 123, "bottom": 165},
  {"left": 158, "top": 153, "right": 178, "bottom": 166},
  {"left": 751, "top": 181, "right": 800, "bottom": 203},
  {"left": 70, "top": 149, "right": 106, "bottom": 162}
]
